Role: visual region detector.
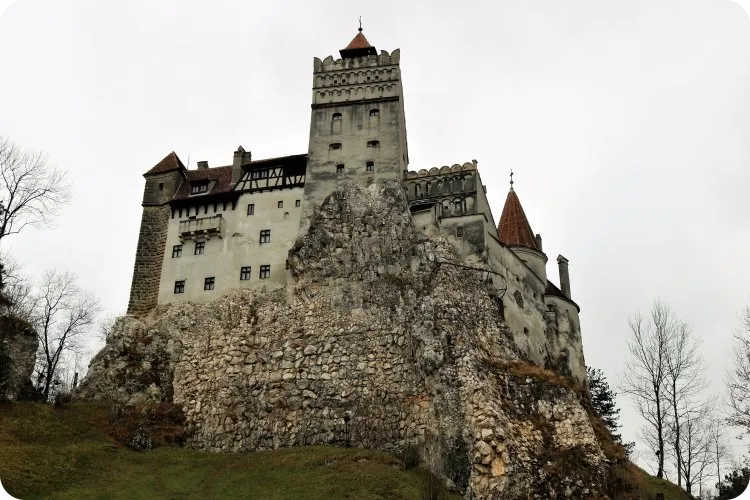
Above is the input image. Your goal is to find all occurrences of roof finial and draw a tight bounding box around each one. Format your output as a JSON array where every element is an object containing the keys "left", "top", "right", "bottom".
[
  {"left": 510, "top": 169, "right": 514, "bottom": 190},
  {"left": 358, "top": 16, "right": 363, "bottom": 33}
]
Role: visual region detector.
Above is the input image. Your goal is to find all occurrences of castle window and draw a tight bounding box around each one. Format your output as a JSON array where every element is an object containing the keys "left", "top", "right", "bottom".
[
  {"left": 240, "top": 266, "right": 251, "bottom": 280},
  {"left": 204, "top": 277, "right": 215, "bottom": 291},
  {"left": 194, "top": 241, "right": 205, "bottom": 255},
  {"left": 332, "top": 113, "right": 342, "bottom": 134},
  {"left": 329, "top": 143, "right": 342, "bottom": 151},
  {"left": 158, "top": 183, "right": 164, "bottom": 191},
  {"left": 260, "top": 229, "right": 271, "bottom": 244},
  {"left": 284, "top": 212, "right": 289, "bottom": 219},
  {"left": 366, "top": 161, "right": 375, "bottom": 172},
  {"left": 190, "top": 182, "right": 209, "bottom": 194},
  {"left": 174, "top": 280, "right": 185, "bottom": 294},
  {"left": 247, "top": 203, "right": 255, "bottom": 216},
  {"left": 259, "top": 265, "right": 271, "bottom": 279},
  {"left": 278, "top": 200, "right": 283, "bottom": 209},
  {"left": 369, "top": 109, "right": 379, "bottom": 117},
  {"left": 367, "top": 140, "right": 380, "bottom": 148},
  {"left": 295, "top": 200, "right": 301, "bottom": 207},
  {"left": 251, "top": 169, "right": 269, "bottom": 180},
  {"left": 336, "top": 164, "right": 345, "bottom": 174},
  {"left": 172, "top": 245, "right": 182, "bottom": 258},
  {"left": 456, "top": 226, "right": 464, "bottom": 238}
]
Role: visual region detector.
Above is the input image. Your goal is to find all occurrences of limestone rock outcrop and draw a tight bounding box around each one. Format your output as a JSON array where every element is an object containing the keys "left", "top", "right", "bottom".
[
  {"left": 81, "top": 181, "right": 609, "bottom": 498},
  {"left": 0, "top": 315, "right": 38, "bottom": 401}
]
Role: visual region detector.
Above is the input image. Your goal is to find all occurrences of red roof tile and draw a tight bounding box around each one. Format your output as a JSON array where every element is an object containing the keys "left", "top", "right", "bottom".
[
  {"left": 497, "top": 188, "right": 540, "bottom": 251},
  {"left": 344, "top": 32, "right": 373, "bottom": 50},
  {"left": 544, "top": 280, "right": 580, "bottom": 311},
  {"left": 144, "top": 151, "right": 185, "bottom": 175},
  {"left": 340, "top": 30, "right": 377, "bottom": 58}
]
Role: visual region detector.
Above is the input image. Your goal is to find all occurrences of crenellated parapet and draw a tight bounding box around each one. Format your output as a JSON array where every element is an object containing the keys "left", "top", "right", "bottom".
[
  {"left": 313, "top": 49, "right": 400, "bottom": 73},
  {"left": 312, "top": 50, "right": 402, "bottom": 106}
]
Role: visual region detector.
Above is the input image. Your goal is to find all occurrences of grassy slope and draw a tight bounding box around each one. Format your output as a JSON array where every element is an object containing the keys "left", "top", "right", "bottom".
[
  {"left": 0, "top": 402, "right": 456, "bottom": 500},
  {"left": 0, "top": 401, "right": 690, "bottom": 499}
]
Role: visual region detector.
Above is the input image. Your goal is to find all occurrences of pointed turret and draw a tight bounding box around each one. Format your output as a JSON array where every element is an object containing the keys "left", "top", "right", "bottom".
[
  {"left": 497, "top": 172, "right": 547, "bottom": 281},
  {"left": 339, "top": 24, "right": 377, "bottom": 58},
  {"left": 497, "top": 188, "right": 540, "bottom": 251}
]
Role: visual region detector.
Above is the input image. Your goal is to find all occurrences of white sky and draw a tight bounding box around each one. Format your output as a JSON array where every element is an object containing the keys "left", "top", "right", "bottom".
[{"left": 1, "top": 0, "right": 749, "bottom": 475}]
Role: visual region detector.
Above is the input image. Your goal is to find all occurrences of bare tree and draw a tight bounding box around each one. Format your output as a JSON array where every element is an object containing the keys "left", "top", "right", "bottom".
[
  {"left": 0, "top": 251, "right": 34, "bottom": 319},
  {"left": 621, "top": 300, "right": 676, "bottom": 478},
  {"left": 678, "top": 408, "right": 714, "bottom": 496},
  {"left": 0, "top": 136, "right": 69, "bottom": 245},
  {"left": 663, "top": 320, "right": 708, "bottom": 487},
  {"left": 30, "top": 270, "right": 99, "bottom": 399},
  {"left": 727, "top": 306, "right": 750, "bottom": 436}
]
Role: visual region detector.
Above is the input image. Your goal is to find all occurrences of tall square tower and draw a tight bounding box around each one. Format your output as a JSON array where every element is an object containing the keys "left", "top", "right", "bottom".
[{"left": 301, "top": 29, "right": 409, "bottom": 229}]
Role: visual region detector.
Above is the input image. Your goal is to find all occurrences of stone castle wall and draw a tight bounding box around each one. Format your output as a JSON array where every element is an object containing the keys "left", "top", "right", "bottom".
[
  {"left": 127, "top": 205, "right": 170, "bottom": 316},
  {"left": 84, "top": 181, "right": 607, "bottom": 498}
]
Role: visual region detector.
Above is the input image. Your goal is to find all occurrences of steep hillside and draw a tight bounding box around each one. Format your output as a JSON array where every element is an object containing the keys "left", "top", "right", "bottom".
[{"left": 77, "top": 181, "right": 686, "bottom": 499}]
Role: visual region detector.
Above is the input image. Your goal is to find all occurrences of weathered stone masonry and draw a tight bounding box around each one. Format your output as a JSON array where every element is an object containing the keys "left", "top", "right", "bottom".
[{"left": 127, "top": 205, "right": 170, "bottom": 316}]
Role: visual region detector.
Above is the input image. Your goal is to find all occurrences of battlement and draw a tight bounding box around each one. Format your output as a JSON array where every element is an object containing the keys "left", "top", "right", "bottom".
[
  {"left": 313, "top": 49, "right": 400, "bottom": 73},
  {"left": 405, "top": 160, "right": 478, "bottom": 179}
]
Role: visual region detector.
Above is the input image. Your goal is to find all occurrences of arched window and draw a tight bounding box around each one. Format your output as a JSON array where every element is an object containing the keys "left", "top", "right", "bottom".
[
  {"left": 366, "top": 140, "right": 380, "bottom": 148},
  {"left": 454, "top": 198, "right": 463, "bottom": 216},
  {"left": 415, "top": 183, "right": 422, "bottom": 198},
  {"left": 329, "top": 143, "right": 342, "bottom": 151}
]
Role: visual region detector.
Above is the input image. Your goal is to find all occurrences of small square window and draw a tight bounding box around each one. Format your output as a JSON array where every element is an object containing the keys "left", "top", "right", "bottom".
[
  {"left": 247, "top": 203, "right": 255, "bottom": 216},
  {"left": 260, "top": 265, "right": 271, "bottom": 279},
  {"left": 456, "top": 226, "right": 464, "bottom": 238},
  {"left": 278, "top": 200, "right": 283, "bottom": 209},
  {"left": 240, "top": 266, "right": 251, "bottom": 280},
  {"left": 332, "top": 113, "right": 342, "bottom": 121},
  {"left": 295, "top": 199, "right": 301, "bottom": 207},
  {"left": 366, "top": 162, "right": 374, "bottom": 172},
  {"left": 195, "top": 241, "right": 205, "bottom": 255},
  {"left": 329, "top": 143, "right": 342, "bottom": 150},
  {"left": 369, "top": 109, "right": 379, "bottom": 116},
  {"left": 336, "top": 164, "right": 344, "bottom": 174},
  {"left": 172, "top": 245, "right": 182, "bottom": 258},
  {"left": 260, "top": 229, "right": 271, "bottom": 244},
  {"left": 174, "top": 280, "right": 185, "bottom": 294},
  {"left": 204, "top": 277, "right": 215, "bottom": 290},
  {"left": 367, "top": 140, "right": 380, "bottom": 148}
]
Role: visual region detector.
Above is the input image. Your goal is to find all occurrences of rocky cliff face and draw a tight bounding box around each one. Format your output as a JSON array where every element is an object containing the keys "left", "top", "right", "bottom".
[
  {"left": 0, "top": 315, "right": 38, "bottom": 401},
  {"left": 81, "top": 181, "right": 609, "bottom": 498}
]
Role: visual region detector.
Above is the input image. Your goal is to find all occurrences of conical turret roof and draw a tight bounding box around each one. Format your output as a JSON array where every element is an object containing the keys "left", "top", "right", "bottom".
[{"left": 497, "top": 187, "right": 540, "bottom": 251}]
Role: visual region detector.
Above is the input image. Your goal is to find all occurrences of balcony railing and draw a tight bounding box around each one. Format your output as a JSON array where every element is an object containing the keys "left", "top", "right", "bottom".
[{"left": 179, "top": 215, "right": 223, "bottom": 240}]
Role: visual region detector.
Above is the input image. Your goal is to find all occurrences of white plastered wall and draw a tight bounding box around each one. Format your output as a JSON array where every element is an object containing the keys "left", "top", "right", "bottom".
[{"left": 157, "top": 188, "right": 305, "bottom": 304}]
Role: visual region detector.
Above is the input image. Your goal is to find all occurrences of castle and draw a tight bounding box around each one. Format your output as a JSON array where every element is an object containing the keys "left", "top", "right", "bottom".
[{"left": 126, "top": 28, "right": 587, "bottom": 383}]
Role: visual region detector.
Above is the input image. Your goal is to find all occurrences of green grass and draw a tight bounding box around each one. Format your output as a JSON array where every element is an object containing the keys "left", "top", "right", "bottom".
[{"left": 0, "top": 402, "right": 457, "bottom": 499}]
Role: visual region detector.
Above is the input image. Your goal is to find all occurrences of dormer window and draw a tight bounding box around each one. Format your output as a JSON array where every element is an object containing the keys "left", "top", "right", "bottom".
[
  {"left": 250, "top": 169, "right": 269, "bottom": 180},
  {"left": 190, "top": 182, "right": 209, "bottom": 194}
]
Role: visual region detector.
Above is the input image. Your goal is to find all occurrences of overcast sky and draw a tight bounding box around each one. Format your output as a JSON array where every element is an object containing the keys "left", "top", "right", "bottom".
[{"left": 1, "top": 0, "right": 749, "bottom": 472}]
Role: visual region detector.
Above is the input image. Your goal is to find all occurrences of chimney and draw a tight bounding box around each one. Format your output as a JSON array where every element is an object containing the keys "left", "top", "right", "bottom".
[
  {"left": 557, "top": 255, "right": 571, "bottom": 299},
  {"left": 535, "top": 233, "right": 543, "bottom": 251},
  {"left": 197, "top": 161, "right": 209, "bottom": 170}
]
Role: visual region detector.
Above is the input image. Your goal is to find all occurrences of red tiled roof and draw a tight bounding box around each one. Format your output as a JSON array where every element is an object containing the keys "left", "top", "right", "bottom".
[
  {"left": 497, "top": 188, "right": 539, "bottom": 251},
  {"left": 172, "top": 166, "right": 233, "bottom": 201},
  {"left": 144, "top": 151, "right": 185, "bottom": 175},
  {"left": 344, "top": 32, "right": 373, "bottom": 50}
]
